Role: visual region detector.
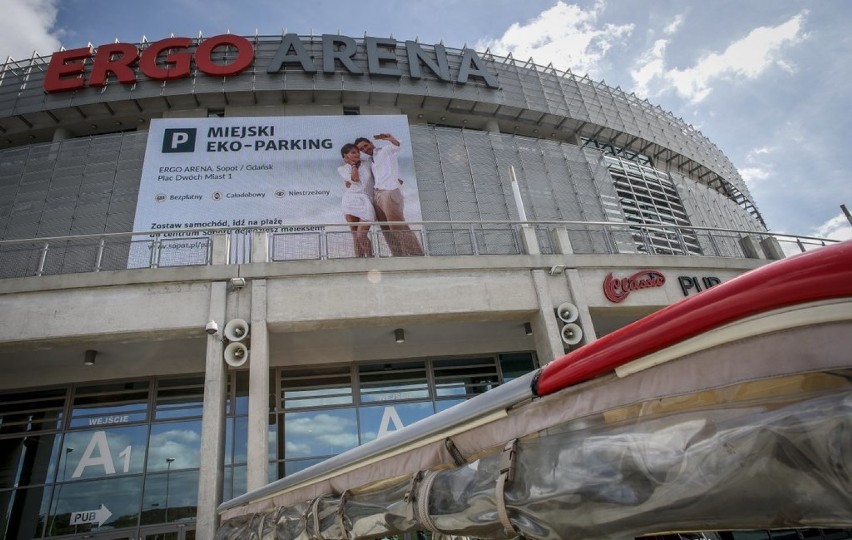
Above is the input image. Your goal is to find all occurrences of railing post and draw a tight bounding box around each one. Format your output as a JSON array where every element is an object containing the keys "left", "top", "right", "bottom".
[
  {"left": 518, "top": 223, "right": 540, "bottom": 255},
  {"left": 739, "top": 235, "right": 765, "bottom": 259},
  {"left": 36, "top": 242, "right": 49, "bottom": 276},
  {"left": 470, "top": 224, "right": 479, "bottom": 255},
  {"left": 369, "top": 227, "right": 379, "bottom": 258},
  {"left": 94, "top": 238, "right": 105, "bottom": 271},
  {"left": 674, "top": 227, "right": 687, "bottom": 254},
  {"left": 708, "top": 231, "right": 721, "bottom": 256},
  {"left": 210, "top": 232, "right": 230, "bottom": 265},
  {"left": 796, "top": 238, "right": 806, "bottom": 253},
  {"left": 320, "top": 229, "right": 328, "bottom": 260},
  {"left": 150, "top": 237, "right": 162, "bottom": 268},
  {"left": 550, "top": 226, "right": 574, "bottom": 255},
  {"left": 602, "top": 225, "right": 616, "bottom": 254},
  {"left": 640, "top": 228, "right": 653, "bottom": 255},
  {"left": 251, "top": 231, "right": 269, "bottom": 263},
  {"left": 418, "top": 225, "right": 430, "bottom": 257}
]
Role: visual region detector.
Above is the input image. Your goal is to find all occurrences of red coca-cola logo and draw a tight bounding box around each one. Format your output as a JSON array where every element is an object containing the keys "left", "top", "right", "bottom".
[{"left": 603, "top": 270, "right": 666, "bottom": 303}]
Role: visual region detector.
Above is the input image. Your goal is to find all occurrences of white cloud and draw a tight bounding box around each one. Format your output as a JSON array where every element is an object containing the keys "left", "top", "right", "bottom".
[
  {"left": 747, "top": 146, "right": 773, "bottom": 158},
  {"left": 814, "top": 213, "right": 852, "bottom": 242},
  {"left": 664, "top": 14, "right": 685, "bottom": 35},
  {"left": 631, "top": 11, "right": 808, "bottom": 103},
  {"left": 0, "top": 0, "right": 62, "bottom": 60},
  {"left": 476, "top": 0, "right": 633, "bottom": 79},
  {"left": 631, "top": 38, "right": 668, "bottom": 98},
  {"left": 286, "top": 412, "right": 355, "bottom": 435},
  {"left": 739, "top": 166, "right": 771, "bottom": 187},
  {"left": 738, "top": 146, "right": 776, "bottom": 188}
]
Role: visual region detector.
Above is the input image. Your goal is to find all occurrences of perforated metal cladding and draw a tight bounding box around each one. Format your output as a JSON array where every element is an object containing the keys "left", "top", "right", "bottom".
[
  {"left": 0, "top": 132, "right": 145, "bottom": 240},
  {"left": 1, "top": 37, "right": 755, "bottom": 207},
  {"left": 0, "top": 125, "right": 761, "bottom": 256}
]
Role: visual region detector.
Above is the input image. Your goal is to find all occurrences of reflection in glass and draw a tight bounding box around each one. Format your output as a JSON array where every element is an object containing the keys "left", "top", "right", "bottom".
[
  {"left": 48, "top": 475, "right": 144, "bottom": 535},
  {"left": 284, "top": 458, "right": 325, "bottom": 477},
  {"left": 232, "top": 416, "right": 248, "bottom": 465},
  {"left": 141, "top": 470, "right": 198, "bottom": 526},
  {"left": 283, "top": 386, "right": 353, "bottom": 409},
  {"left": 499, "top": 352, "right": 537, "bottom": 381},
  {"left": 156, "top": 377, "right": 205, "bottom": 421},
  {"left": 0, "top": 432, "right": 59, "bottom": 489},
  {"left": 147, "top": 420, "right": 202, "bottom": 472},
  {"left": 283, "top": 409, "right": 358, "bottom": 459},
  {"left": 165, "top": 458, "right": 175, "bottom": 522},
  {"left": 358, "top": 402, "right": 434, "bottom": 444},
  {"left": 433, "top": 357, "right": 499, "bottom": 399},
  {"left": 2, "top": 485, "right": 48, "bottom": 538},
  {"left": 435, "top": 399, "right": 464, "bottom": 413},
  {"left": 359, "top": 361, "right": 429, "bottom": 403},
  {"left": 359, "top": 382, "right": 429, "bottom": 403},
  {"left": 62, "top": 425, "right": 148, "bottom": 480},
  {"left": 222, "top": 464, "right": 248, "bottom": 501}
]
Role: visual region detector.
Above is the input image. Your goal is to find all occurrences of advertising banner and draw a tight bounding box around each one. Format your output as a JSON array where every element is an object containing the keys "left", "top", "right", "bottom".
[{"left": 131, "top": 115, "right": 422, "bottom": 265}]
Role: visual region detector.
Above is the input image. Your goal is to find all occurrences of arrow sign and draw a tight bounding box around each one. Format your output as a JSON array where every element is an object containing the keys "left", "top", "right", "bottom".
[{"left": 70, "top": 504, "right": 112, "bottom": 526}]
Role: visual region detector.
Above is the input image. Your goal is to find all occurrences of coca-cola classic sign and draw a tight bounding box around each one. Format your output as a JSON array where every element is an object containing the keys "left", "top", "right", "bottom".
[{"left": 603, "top": 270, "right": 666, "bottom": 303}]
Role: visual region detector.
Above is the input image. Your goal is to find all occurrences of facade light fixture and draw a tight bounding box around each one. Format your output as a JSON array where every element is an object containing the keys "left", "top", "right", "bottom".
[{"left": 83, "top": 349, "right": 97, "bottom": 366}]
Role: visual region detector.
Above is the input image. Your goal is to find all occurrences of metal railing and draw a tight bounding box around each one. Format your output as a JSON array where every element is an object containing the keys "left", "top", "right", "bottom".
[{"left": 0, "top": 221, "right": 840, "bottom": 280}]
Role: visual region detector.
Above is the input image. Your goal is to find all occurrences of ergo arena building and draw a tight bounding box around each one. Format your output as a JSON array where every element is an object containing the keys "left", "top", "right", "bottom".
[{"left": 0, "top": 33, "right": 817, "bottom": 539}]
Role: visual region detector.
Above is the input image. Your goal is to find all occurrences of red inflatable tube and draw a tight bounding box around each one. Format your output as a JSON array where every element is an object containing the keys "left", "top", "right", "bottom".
[{"left": 534, "top": 240, "right": 852, "bottom": 397}]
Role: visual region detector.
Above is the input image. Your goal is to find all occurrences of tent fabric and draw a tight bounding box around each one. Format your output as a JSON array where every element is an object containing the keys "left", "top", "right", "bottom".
[{"left": 217, "top": 320, "right": 852, "bottom": 538}]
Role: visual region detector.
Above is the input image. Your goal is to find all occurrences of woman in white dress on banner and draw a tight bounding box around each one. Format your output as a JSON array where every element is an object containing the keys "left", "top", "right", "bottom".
[{"left": 337, "top": 143, "right": 376, "bottom": 257}]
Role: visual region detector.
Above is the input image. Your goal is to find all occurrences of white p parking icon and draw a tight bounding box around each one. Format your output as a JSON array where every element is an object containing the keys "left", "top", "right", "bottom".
[
  {"left": 170, "top": 132, "right": 189, "bottom": 149},
  {"left": 162, "top": 128, "right": 197, "bottom": 153}
]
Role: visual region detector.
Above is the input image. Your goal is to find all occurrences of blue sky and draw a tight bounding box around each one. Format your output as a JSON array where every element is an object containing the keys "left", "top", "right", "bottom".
[{"left": 2, "top": 0, "right": 850, "bottom": 240}]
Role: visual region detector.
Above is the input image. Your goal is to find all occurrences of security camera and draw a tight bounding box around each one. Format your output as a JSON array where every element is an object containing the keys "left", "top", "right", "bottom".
[{"left": 205, "top": 320, "right": 219, "bottom": 335}]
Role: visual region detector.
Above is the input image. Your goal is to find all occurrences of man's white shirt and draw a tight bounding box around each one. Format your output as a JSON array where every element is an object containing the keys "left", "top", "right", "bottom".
[{"left": 370, "top": 143, "right": 402, "bottom": 191}]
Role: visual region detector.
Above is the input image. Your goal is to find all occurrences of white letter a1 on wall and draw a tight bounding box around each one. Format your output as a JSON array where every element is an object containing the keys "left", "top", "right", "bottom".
[{"left": 72, "top": 431, "right": 117, "bottom": 478}]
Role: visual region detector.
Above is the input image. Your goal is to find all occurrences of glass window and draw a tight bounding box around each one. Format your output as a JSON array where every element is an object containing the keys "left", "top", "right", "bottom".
[
  {"left": 155, "top": 378, "right": 205, "bottom": 420},
  {"left": 0, "top": 433, "right": 60, "bottom": 489},
  {"left": 433, "top": 357, "right": 498, "bottom": 399},
  {"left": 359, "top": 361, "right": 429, "bottom": 403},
  {"left": 284, "top": 457, "right": 325, "bottom": 477},
  {"left": 499, "top": 353, "right": 537, "bottom": 381},
  {"left": 62, "top": 425, "right": 149, "bottom": 480},
  {"left": 281, "top": 366, "right": 353, "bottom": 410},
  {"left": 141, "top": 469, "right": 199, "bottom": 525},
  {"left": 358, "top": 402, "right": 435, "bottom": 444},
  {"left": 0, "top": 387, "right": 66, "bottom": 436},
  {"left": 1, "top": 485, "right": 49, "bottom": 538},
  {"left": 70, "top": 381, "right": 150, "bottom": 428},
  {"left": 283, "top": 408, "right": 358, "bottom": 459},
  {"left": 147, "top": 420, "right": 203, "bottom": 472},
  {"left": 48, "top": 475, "right": 145, "bottom": 535}
]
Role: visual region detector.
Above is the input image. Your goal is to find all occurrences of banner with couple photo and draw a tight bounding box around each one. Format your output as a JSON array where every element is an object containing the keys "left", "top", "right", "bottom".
[{"left": 130, "top": 115, "right": 422, "bottom": 266}]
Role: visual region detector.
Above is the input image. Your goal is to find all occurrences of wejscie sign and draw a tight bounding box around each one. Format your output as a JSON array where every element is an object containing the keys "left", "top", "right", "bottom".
[{"left": 43, "top": 33, "right": 498, "bottom": 93}]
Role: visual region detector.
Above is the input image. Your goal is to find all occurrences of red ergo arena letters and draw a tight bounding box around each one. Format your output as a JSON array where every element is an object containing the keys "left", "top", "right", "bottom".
[{"left": 43, "top": 34, "right": 255, "bottom": 93}]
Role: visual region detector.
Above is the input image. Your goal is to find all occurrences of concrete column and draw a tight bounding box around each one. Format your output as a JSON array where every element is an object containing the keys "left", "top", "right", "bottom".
[
  {"left": 520, "top": 226, "right": 541, "bottom": 255},
  {"left": 564, "top": 269, "right": 597, "bottom": 344},
  {"left": 247, "top": 279, "right": 270, "bottom": 491},
  {"left": 760, "top": 236, "right": 785, "bottom": 260},
  {"left": 252, "top": 231, "right": 269, "bottom": 263},
  {"left": 196, "top": 281, "right": 228, "bottom": 538},
  {"left": 212, "top": 233, "right": 230, "bottom": 265},
  {"left": 530, "top": 270, "right": 565, "bottom": 365},
  {"left": 550, "top": 227, "right": 574, "bottom": 255},
  {"left": 484, "top": 119, "right": 500, "bottom": 133},
  {"left": 739, "top": 235, "right": 765, "bottom": 260}
]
